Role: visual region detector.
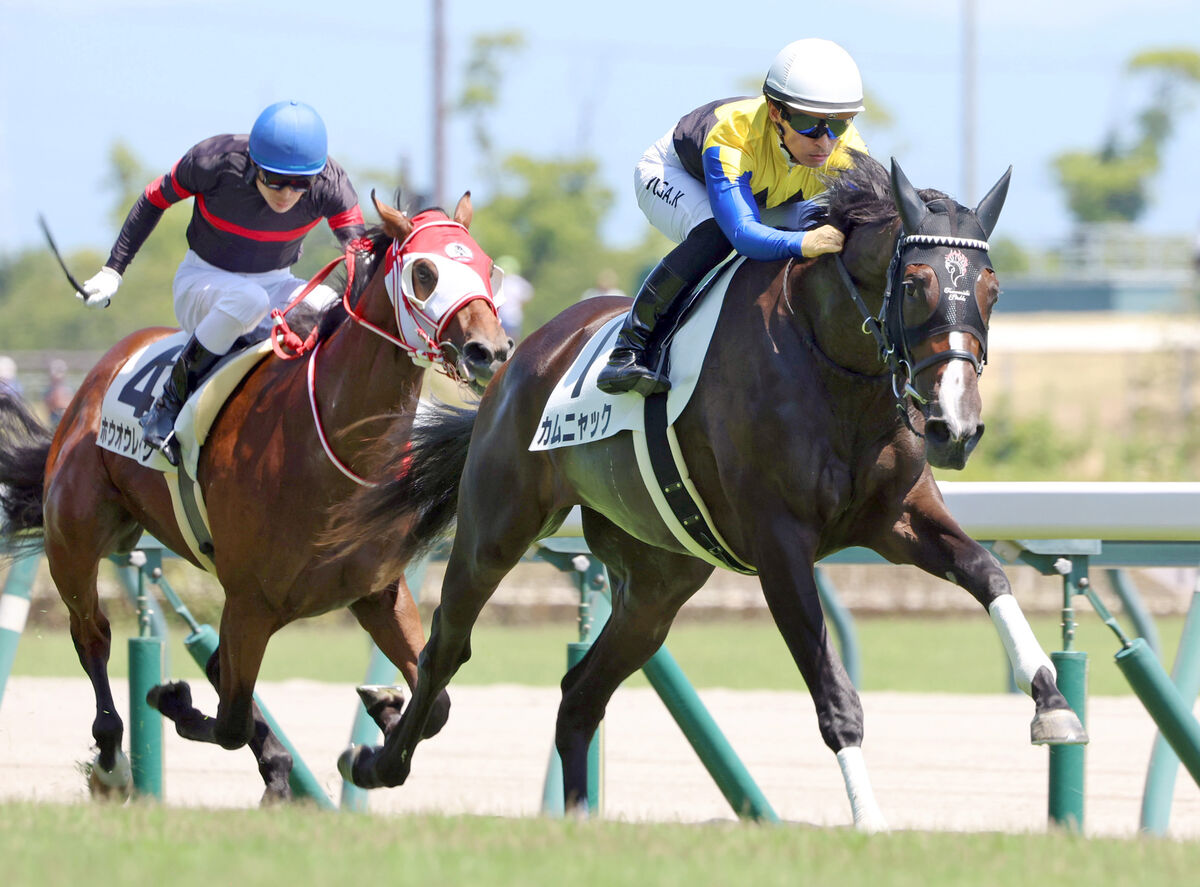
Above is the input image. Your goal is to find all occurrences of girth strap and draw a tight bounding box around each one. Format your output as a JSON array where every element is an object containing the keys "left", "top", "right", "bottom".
[{"left": 641, "top": 392, "right": 757, "bottom": 575}]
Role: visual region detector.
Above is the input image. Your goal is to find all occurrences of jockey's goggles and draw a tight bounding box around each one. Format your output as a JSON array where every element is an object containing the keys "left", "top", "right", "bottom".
[
  {"left": 783, "top": 110, "right": 853, "bottom": 141},
  {"left": 257, "top": 167, "right": 315, "bottom": 192}
]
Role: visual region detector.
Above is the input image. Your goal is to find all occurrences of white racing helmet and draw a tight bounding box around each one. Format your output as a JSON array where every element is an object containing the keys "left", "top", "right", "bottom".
[{"left": 763, "top": 38, "right": 864, "bottom": 116}]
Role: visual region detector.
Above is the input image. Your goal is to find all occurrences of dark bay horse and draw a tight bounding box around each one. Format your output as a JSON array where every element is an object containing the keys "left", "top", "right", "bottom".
[
  {"left": 0, "top": 192, "right": 511, "bottom": 801},
  {"left": 327, "top": 156, "right": 1087, "bottom": 829}
]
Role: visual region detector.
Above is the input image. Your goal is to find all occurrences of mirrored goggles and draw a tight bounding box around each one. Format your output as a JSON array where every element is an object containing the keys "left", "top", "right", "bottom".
[
  {"left": 257, "top": 168, "right": 315, "bottom": 192},
  {"left": 783, "top": 110, "right": 853, "bottom": 141}
]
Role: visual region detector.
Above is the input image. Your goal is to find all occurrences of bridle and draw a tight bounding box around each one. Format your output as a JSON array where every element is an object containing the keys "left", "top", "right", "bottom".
[
  {"left": 832, "top": 226, "right": 992, "bottom": 435},
  {"left": 380, "top": 216, "right": 502, "bottom": 382},
  {"left": 270, "top": 212, "right": 500, "bottom": 485}
]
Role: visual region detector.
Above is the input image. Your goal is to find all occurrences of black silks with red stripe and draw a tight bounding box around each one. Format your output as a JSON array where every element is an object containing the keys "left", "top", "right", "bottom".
[{"left": 107, "top": 133, "right": 365, "bottom": 275}]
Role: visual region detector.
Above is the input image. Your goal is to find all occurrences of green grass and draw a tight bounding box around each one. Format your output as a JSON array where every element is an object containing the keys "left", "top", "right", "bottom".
[
  {"left": 0, "top": 800, "right": 1197, "bottom": 887},
  {"left": 11, "top": 612, "right": 1185, "bottom": 697}
]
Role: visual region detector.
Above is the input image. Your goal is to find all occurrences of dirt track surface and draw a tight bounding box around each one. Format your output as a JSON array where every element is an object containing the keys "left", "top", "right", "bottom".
[{"left": 2, "top": 676, "right": 1198, "bottom": 838}]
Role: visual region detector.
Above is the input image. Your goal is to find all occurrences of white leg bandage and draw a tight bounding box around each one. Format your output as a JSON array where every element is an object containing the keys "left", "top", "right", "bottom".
[
  {"left": 836, "top": 746, "right": 888, "bottom": 833},
  {"left": 989, "top": 594, "right": 1055, "bottom": 694}
]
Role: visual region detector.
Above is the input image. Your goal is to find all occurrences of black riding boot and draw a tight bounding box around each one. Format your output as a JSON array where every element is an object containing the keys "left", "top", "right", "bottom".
[
  {"left": 596, "top": 262, "right": 689, "bottom": 396},
  {"left": 139, "top": 335, "right": 222, "bottom": 467}
]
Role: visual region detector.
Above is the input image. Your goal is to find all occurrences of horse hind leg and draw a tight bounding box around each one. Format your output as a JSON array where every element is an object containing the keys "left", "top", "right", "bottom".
[
  {"left": 555, "top": 517, "right": 714, "bottom": 815},
  {"left": 44, "top": 517, "right": 132, "bottom": 798}
]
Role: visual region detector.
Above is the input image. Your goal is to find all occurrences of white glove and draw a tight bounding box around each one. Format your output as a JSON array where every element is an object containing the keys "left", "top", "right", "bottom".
[
  {"left": 78, "top": 266, "right": 121, "bottom": 309},
  {"left": 798, "top": 224, "right": 845, "bottom": 258}
]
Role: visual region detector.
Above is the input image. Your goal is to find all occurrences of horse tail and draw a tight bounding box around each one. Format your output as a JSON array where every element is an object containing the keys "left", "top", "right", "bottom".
[
  {"left": 0, "top": 391, "right": 53, "bottom": 553},
  {"left": 326, "top": 401, "right": 477, "bottom": 578}
]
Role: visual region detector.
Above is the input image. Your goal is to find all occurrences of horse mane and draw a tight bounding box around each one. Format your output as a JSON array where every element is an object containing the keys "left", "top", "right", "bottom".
[{"left": 825, "top": 150, "right": 950, "bottom": 236}]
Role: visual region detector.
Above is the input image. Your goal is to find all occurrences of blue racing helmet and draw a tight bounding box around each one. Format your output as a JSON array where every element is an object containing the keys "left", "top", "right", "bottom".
[{"left": 249, "top": 100, "right": 328, "bottom": 175}]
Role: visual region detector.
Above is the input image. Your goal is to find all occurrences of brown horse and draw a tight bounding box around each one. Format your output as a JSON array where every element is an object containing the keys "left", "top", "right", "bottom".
[
  {"left": 0, "top": 192, "right": 511, "bottom": 802},
  {"left": 327, "top": 155, "right": 1088, "bottom": 829}
]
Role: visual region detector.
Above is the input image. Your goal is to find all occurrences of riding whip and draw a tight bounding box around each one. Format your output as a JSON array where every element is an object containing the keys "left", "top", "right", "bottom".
[{"left": 36, "top": 214, "right": 90, "bottom": 297}]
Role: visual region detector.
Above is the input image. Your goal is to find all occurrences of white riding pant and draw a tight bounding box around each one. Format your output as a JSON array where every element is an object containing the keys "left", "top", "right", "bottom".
[
  {"left": 634, "top": 128, "right": 814, "bottom": 245},
  {"left": 173, "top": 250, "right": 339, "bottom": 354}
]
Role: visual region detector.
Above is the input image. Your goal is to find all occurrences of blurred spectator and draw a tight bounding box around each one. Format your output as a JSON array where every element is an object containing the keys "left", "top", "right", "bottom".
[
  {"left": 581, "top": 269, "right": 627, "bottom": 301},
  {"left": 495, "top": 255, "right": 534, "bottom": 340},
  {"left": 43, "top": 359, "right": 74, "bottom": 426},
  {"left": 0, "top": 355, "right": 22, "bottom": 398}
]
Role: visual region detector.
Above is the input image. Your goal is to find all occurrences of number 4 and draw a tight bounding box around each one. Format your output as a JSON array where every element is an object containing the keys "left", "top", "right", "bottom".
[{"left": 118, "top": 345, "right": 181, "bottom": 418}]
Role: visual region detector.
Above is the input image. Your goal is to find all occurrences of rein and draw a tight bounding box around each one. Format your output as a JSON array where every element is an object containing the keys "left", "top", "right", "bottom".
[{"left": 827, "top": 229, "right": 991, "bottom": 437}]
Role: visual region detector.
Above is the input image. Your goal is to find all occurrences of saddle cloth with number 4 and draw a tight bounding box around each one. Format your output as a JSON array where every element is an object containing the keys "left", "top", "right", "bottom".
[{"left": 97, "top": 331, "right": 274, "bottom": 572}]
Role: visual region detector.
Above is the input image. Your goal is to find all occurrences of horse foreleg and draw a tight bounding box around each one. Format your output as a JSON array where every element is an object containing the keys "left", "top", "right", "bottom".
[
  {"left": 199, "top": 649, "right": 293, "bottom": 803},
  {"left": 349, "top": 577, "right": 450, "bottom": 739},
  {"left": 755, "top": 530, "right": 888, "bottom": 832},
  {"left": 148, "top": 599, "right": 274, "bottom": 755},
  {"left": 884, "top": 497, "right": 1088, "bottom": 746}
]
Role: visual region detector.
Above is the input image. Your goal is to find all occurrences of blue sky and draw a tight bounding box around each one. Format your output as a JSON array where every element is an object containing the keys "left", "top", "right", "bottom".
[{"left": 2, "top": 0, "right": 1197, "bottom": 258}]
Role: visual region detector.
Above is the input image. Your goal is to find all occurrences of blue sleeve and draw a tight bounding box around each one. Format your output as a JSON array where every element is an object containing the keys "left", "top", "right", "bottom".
[{"left": 702, "top": 148, "right": 808, "bottom": 261}]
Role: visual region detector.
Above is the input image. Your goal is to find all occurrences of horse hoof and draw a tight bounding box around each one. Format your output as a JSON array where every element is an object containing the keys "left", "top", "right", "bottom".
[
  {"left": 356, "top": 684, "right": 406, "bottom": 714},
  {"left": 338, "top": 744, "right": 382, "bottom": 789},
  {"left": 260, "top": 783, "right": 293, "bottom": 806},
  {"left": 146, "top": 680, "right": 192, "bottom": 715},
  {"left": 1031, "top": 708, "right": 1089, "bottom": 745},
  {"left": 87, "top": 749, "right": 132, "bottom": 801},
  {"left": 337, "top": 744, "right": 358, "bottom": 782}
]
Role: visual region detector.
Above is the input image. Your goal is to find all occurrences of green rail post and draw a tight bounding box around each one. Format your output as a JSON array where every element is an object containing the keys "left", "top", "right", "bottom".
[
  {"left": 123, "top": 550, "right": 166, "bottom": 799},
  {"left": 1116, "top": 638, "right": 1200, "bottom": 785},
  {"left": 1074, "top": 579, "right": 1200, "bottom": 833},
  {"left": 0, "top": 552, "right": 40, "bottom": 712},
  {"left": 641, "top": 645, "right": 779, "bottom": 822},
  {"left": 541, "top": 546, "right": 605, "bottom": 817},
  {"left": 1141, "top": 586, "right": 1200, "bottom": 835},
  {"left": 1047, "top": 556, "right": 1089, "bottom": 832}
]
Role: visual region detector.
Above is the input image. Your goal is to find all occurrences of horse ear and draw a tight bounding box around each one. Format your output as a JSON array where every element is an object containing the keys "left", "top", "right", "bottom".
[
  {"left": 889, "top": 158, "right": 928, "bottom": 234},
  {"left": 372, "top": 188, "right": 413, "bottom": 240},
  {"left": 453, "top": 191, "right": 473, "bottom": 229},
  {"left": 974, "top": 166, "right": 1012, "bottom": 239}
]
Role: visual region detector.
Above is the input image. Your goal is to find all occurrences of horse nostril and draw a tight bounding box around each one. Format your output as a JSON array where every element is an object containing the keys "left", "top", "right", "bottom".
[
  {"left": 925, "top": 418, "right": 951, "bottom": 447},
  {"left": 462, "top": 341, "right": 493, "bottom": 367}
]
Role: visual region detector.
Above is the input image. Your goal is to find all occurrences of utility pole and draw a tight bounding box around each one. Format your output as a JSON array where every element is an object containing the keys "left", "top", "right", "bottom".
[
  {"left": 432, "top": 0, "right": 446, "bottom": 208},
  {"left": 962, "top": 0, "right": 977, "bottom": 205}
]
